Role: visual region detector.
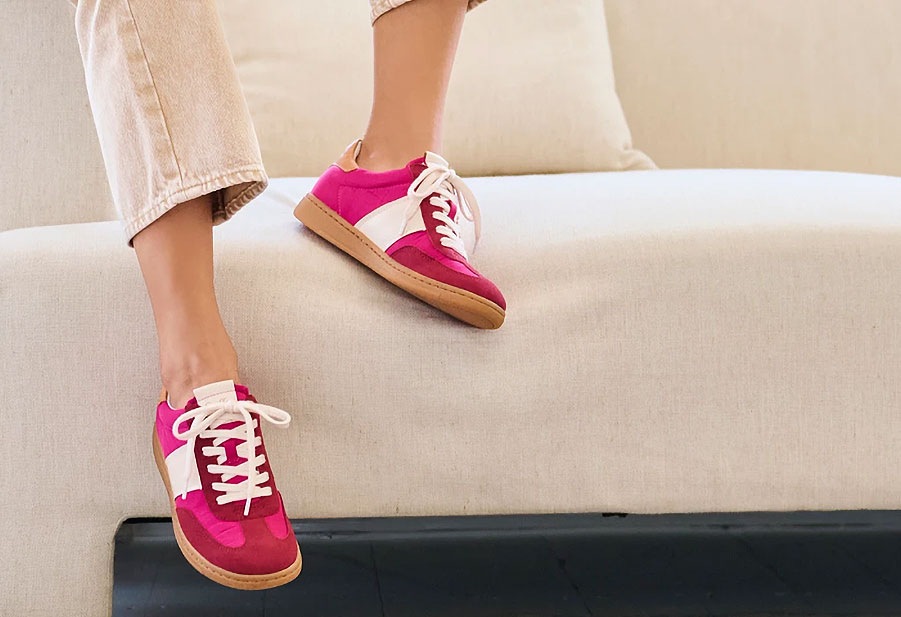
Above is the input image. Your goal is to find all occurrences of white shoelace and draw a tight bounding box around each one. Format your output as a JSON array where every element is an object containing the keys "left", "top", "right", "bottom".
[
  {"left": 405, "top": 154, "right": 481, "bottom": 258},
  {"left": 172, "top": 400, "right": 292, "bottom": 516}
]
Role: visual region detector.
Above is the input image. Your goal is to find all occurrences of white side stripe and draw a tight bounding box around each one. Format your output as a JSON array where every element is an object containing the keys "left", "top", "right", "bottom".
[
  {"left": 354, "top": 195, "right": 426, "bottom": 251},
  {"left": 165, "top": 444, "right": 202, "bottom": 498}
]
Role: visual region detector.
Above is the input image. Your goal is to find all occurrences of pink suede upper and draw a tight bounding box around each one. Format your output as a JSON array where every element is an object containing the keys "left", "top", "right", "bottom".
[
  {"left": 311, "top": 155, "right": 506, "bottom": 309},
  {"left": 156, "top": 401, "right": 189, "bottom": 457},
  {"left": 176, "top": 490, "right": 245, "bottom": 548},
  {"left": 154, "top": 384, "right": 297, "bottom": 575},
  {"left": 311, "top": 161, "right": 417, "bottom": 224}
]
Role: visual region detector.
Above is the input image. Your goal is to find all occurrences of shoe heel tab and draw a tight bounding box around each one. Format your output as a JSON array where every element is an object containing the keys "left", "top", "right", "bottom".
[{"left": 335, "top": 139, "right": 362, "bottom": 172}]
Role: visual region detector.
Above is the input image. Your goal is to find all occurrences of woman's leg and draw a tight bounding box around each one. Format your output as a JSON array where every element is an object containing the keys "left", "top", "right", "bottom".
[
  {"left": 357, "top": 0, "right": 470, "bottom": 172},
  {"left": 132, "top": 195, "right": 238, "bottom": 408},
  {"left": 73, "top": 0, "right": 266, "bottom": 407},
  {"left": 299, "top": 0, "right": 505, "bottom": 328},
  {"left": 73, "top": 0, "right": 301, "bottom": 587}
]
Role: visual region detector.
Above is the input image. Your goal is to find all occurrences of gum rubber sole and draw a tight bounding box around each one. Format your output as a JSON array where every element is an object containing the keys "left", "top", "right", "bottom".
[
  {"left": 294, "top": 193, "right": 506, "bottom": 329},
  {"left": 152, "top": 430, "right": 302, "bottom": 590}
]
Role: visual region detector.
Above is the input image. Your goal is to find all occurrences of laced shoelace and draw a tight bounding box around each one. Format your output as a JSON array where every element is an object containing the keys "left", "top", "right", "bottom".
[
  {"left": 172, "top": 400, "right": 291, "bottom": 516},
  {"left": 405, "top": 154, "right": 481, "bottom": 258}
]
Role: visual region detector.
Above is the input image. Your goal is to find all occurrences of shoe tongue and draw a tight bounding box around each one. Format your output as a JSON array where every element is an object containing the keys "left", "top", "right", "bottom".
[
  {"left": 424, "top": 151, "right": 449, "bottom": 168},
  {"left": 408, "top": 151, "right": 449, "bottom": 179},
  {"left": 416, "top": 151, "right": 458, "bottom": 218},
  {"left": 193, "top": 379, "right": 239, "bottom": 406},
  {"left": 192, "top": 380, "right": 253, "bottom": 489}
]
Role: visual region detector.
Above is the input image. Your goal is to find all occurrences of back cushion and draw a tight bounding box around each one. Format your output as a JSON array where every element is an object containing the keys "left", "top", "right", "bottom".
[{"left": 219, "top": 0, "right": 653, "bottom": 177}]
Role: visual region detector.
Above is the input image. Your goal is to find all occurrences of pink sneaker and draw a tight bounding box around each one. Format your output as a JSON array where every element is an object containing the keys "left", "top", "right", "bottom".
[
  {"left": 295, "top": 140, "right": 506, "bottom": 329},
  {"left": 152, "top": 380, "right": 302, "bottom": 589}
]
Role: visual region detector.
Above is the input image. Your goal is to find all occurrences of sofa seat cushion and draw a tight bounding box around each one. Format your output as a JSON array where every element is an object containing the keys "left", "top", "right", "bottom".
[{"left": 2, "top": 169, "right": 900, "bottom": 525}]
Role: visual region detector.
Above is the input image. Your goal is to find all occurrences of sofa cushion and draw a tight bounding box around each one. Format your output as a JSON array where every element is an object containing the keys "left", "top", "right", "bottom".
[
  {"left": 1, "top": 169, "right": 900, "bottom": 614},
  {"left": 3, "top": 167, "right": 900, "bottom": 515}
]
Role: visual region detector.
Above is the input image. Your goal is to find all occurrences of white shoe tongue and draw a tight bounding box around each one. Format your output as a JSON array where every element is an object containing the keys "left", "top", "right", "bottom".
[
  {"left": 424, "top": 151, "right": 449, "bottom": 168},
  {"left": 193, "top": 379, "right": 238, "bottom": 405}
]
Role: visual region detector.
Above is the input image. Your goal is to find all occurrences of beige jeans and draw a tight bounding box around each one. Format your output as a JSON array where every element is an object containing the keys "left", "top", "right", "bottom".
[{"left": 72, "top": 0, "right": 485, "bottom": 244}]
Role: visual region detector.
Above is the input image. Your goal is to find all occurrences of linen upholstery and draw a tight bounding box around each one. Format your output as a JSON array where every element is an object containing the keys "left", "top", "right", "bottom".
[{"left": 3, "top": 169, "right": 901, "bottom": 615}]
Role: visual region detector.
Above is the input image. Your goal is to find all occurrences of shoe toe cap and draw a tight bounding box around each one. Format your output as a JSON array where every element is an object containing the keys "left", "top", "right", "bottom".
[
  {"left": 391, "top": 246, "right": 507, "bottom": 310},
  {"left": 177, "top": 507, "right": 299, "bottom": 576}
]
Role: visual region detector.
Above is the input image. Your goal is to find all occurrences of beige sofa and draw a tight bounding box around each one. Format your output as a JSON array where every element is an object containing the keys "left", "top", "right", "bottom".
[{"left": 2, "top": 1, "right": 901, "bottom": 615}]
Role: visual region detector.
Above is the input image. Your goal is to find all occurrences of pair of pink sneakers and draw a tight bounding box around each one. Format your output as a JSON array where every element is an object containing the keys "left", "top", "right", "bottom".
[{"left": 154, "top": 144, "right": 504, "bottom": 588}]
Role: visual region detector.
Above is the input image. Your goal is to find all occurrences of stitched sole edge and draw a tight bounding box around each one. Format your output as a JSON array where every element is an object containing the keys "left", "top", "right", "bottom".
[{"left": 294, "top": 193, "right": 505, "bottom": 329}]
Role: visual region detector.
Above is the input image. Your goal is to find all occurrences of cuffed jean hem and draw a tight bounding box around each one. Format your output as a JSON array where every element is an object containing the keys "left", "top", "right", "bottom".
[
  {"left": 370, "top": 0, "right": 487, "bottom": 24},
  {"left": 122, "top": 166, "right": 268, "bottom": 245}
]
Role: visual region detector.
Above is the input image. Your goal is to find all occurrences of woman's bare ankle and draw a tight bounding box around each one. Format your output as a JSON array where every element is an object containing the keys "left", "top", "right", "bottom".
[
  {"left": 161, "top": 344, "right": 239, "bottom": 409},
  {"left": 356, "top": 137, "right": 438, "bottom": 172}
]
